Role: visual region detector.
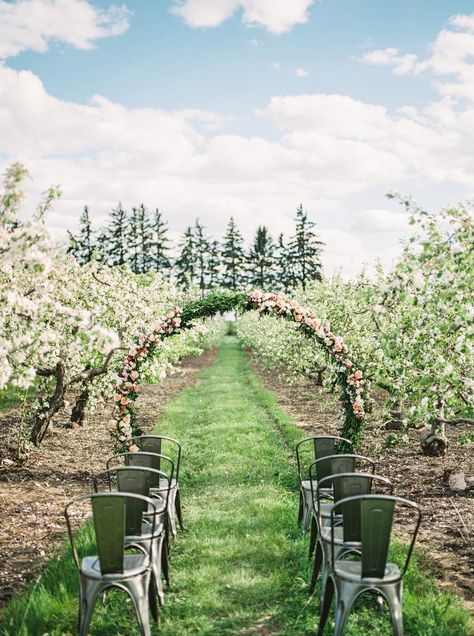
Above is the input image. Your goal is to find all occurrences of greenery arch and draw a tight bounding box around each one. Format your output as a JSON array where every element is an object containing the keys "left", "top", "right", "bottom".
[{"left": 110, "top": 290, "right": 369, "bottom": 450}]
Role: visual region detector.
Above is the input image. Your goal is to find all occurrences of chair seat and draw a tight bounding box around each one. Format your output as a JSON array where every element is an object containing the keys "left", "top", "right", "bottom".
[
  {"left": 334, "top": 560, "right": 401, "bottom": 583},
  {"left": 151, "top": 478, "right": 177, "bottom": 491},
  {"left": 301, "top": 480, "right": 332, "bottom": 494},
  {"left": 320, "top": 526, "right": 361, "bottom": 548},
  {"left": 81, "top": 553, "right": 148, "bottom": 580}
]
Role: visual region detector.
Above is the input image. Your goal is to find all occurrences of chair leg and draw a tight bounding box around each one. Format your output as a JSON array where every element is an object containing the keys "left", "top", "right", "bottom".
[
  {"left": 153, "top": 535, "right": 165, "bottom": 606},
  {"left": 168, "top": 490, "right": 177, "bottom": 539},
  {"left": 175, "top": 488, "right": 184, "bottom": 530},
  {"left": 162, "top": 537, "right": 170, "bottom": 587},
  {"left": 385, "top": 582, "right": 404, "bottom": 636},
  {"left": 309, "top": 515, "right": 318, "bottom": 557},
  {"left": 309, "top": 540, "right": 323, "bottom": 594},
  {"left": 298, "top": 490, "right": 304, "bottom": 525},
  {"left": 317, "top": 575, "right": 334, "bottom": 636},
  {"left": 334, "top": 582, "right": 361, "bottom": 636},
  {"left": 148, "top": 575, "right": 159, "bottom": 623},
  {"left": 78, "top": 577, "right": 102, "bottom": 636},
  {"left": 126, "top": 574, "right": 152, "bottom": 636}
]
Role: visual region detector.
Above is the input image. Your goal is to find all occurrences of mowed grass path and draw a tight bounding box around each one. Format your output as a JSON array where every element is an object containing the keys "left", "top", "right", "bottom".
[
  {"left": 1, "top": 337, "right": 471, "bottom": 635},
  {"left": 156, "top": 336, "right": 310, "bottom": 634}
]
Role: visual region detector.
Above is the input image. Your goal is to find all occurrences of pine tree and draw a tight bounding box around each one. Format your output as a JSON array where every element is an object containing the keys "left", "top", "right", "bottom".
[
  {"left": 194, "top": 220, "right": 211, "bottom": 294},
  {"left": 127, "top": 205, "right": 153, "bottom": 273},
  {"left": 107, "top": 203, "right": 128, "bottom": 267},
  {"left": 221, "top": 217, "right": 246, "bottom": 289},
  {"left": 128, "top": 206, "right": 140, "bottom": 273},
  {"left": 151, "top": 208, "right": 172, "bottom": 276},
  {"left": 208, "top": 239, "right": 222, "bottom": 289},
  {"left": 274, "top": 233, "right": 292, "bottom": 292},
  {"left": 67, "top": 206, "right": 95, "bottom": 264},
  {"left": 247, "top": 225, "right": 275, "bottom": 289},
  {"left": 175, "top": 225, "right": 196, "bottom": 289},
  {"left": 288, "top": 204, "right": 324, "bottom": 290}
]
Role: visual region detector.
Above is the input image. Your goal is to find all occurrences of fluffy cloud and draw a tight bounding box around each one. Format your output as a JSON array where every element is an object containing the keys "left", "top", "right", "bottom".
[
  {"left": 353, "top": 209, "right": 410, "bottom": 234},
  {"left": 171, "top": 0, "right": 313, "bottom": 34},
  {"left": 362, "top": 13, "right": 474, "bottom": 102},
  {"left": 0, "top": 0, "right": 131, "bottom": 58}
]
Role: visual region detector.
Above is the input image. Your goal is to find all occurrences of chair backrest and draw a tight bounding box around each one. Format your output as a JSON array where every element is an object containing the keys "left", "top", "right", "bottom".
[
  {"left": 106, "top": 452, "right": 175, "bottom": 488},
  {"left": 317, "top": 472, "right": 392, "bottom": 542},
  {"left": 64, "top": 492, "right": 157, "bottom": 575},
  {"left": 331, "top": 494, "right": 422, "bottom": 581},
  {"left": 309, "top": 453, "right": 376, "bottom": 487},
  {"left": 93, "top": 466, "right": 171, "bottom": 535},
  {"left": 295, "top": 436, "right": 353, "bottom": 483},
  {"left": 133, "top": 435, "right": 182, "bottom": 482}
]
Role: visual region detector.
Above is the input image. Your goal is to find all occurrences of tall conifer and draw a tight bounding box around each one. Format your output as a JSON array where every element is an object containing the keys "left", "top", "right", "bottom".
[
  {"left": 221, "top": 217, "right": 246, "bottom": 289},
  {"left": 67, "top": 206, "right": 95, "bottom": 264},
  {"left": 151, "top": 208, "right": 171, "bottom": 275},
  {"left": 288, "top": 204, "right": 324, "bottom": 289},
  {"left": 107, "top": 203, "right": 128, "bottom": 266},
  {"left": 175, "top": 225, "right": 196, "bottom": 289},
  {"left": 247, "top": 225, "right": 275, "bottom": 289}
]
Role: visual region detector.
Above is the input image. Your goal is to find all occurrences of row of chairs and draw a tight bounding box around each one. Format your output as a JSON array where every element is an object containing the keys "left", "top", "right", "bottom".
[
  {"left": 296, "top": 435, "right": 421, "bottom": 636},
  {"left": 64, "top": 435, "right": 183, "bottom": 636}
]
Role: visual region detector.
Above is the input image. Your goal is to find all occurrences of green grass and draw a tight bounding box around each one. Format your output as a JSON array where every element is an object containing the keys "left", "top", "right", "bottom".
[
  {"left": 1, "top": 337, "right": 472, "bottom": 635},
  {"left": 0, "top": 385, "right": 31, "bottom": 412}
]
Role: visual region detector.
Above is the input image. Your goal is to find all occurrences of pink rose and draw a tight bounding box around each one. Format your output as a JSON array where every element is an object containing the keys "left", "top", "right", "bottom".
[
  {"left": 354, "top": 370, "right": 363, "bottom": 380},
  {"left": 130, "top": 370, "right": 138, "bottom": 380},
  {"left": 129, "top": 444, "right": 139, "bottom": 453},
  {"left": 294, "top": 314, "right": 303, "bottom": 322}
]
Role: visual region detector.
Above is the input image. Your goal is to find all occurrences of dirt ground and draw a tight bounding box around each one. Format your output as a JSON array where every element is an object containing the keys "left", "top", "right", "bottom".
[
  {"left": 0, "top": 344, "right": 472, "bottom": 616},
  {"left": 249, "top": 356, "right": 474, "bottom": 612},
  {"left": 0, "top": 349, "right": 217, "bottom": 607}
]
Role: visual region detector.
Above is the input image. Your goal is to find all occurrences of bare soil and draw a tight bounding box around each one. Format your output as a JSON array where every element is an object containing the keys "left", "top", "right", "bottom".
[
  {"left": 249, "top": 356, "right": 474, "bottom": 612},
  {"left": 0, "top": 349, "right": 217, "bottom": 607}
]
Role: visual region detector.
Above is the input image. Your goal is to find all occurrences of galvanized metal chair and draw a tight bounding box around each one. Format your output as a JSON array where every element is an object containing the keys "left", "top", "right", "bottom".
[
  {"left": 317, "top": 494, "right": 421, "bottom": 636},
  {"left": 106, "top": 452, "right": 175, "bottom": 585},
  {"left": 296, "top": 436, "right": 353, "bottom": 534},
  {"left": 307, "top": 454, "right": 376, "bottom": 558},
  {"left": 310, "top": 471, "right": 393, "bottom": 601},
  {"left": 93, "top": 466, "right": 171, "bottom": 606},
  {"left": 132, "top": 435, "right": 183, "bottom": 538},
  {"left": 64, "top": 492, "right": 160, "bottom": 636}
]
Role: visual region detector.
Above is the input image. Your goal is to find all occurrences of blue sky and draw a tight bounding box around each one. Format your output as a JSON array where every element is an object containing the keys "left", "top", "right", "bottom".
[{"left": 1, "top": 0, "right": 473, "bottom": 273}]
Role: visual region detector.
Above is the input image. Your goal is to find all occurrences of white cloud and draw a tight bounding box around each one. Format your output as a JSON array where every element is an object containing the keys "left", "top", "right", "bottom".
[
  {"left": 295, "top": 67, "right": 308, "bottom": 77},
  {"left": 362, "top": 13, "right": 474, "bottom": 101},
  {"left": 353, "top": 209, "right": 410, "bottom": 233},
  {"left": 171, "top": 0, "right": 314, "bottom": 34},
  {"left": 272, "top": 61, "right": 280, "bottom": 69},
  {"left": 0, "top": 0, "right": 131, "bottom": 59}
]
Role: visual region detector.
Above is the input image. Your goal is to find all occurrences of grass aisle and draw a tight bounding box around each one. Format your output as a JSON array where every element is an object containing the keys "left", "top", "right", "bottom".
[
  {"left": 1, "top": 337, "right": 471, "bottom": 635},
  {"left": 156, "top": 336, "right": 309, "bottom": 635}
]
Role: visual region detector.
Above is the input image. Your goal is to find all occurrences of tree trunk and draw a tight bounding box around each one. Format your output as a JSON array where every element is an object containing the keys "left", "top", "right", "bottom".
[
  {"left": 70, "top": 386, "right": 90, "bottom": 427},
  {"left": 421, "top": 418, "right": 448, "bottom": 457},
  {"left": 31, "top": 361, "right": 66, "bottom": 446}
]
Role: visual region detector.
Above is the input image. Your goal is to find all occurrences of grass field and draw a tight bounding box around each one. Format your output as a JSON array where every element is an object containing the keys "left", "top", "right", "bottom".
[{"left": 1, "top": 337, "right": 471, "bottom": 635}]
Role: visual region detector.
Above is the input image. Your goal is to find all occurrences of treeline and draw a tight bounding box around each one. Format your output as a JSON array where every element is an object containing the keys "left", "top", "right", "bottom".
[{"left": 68, "top": 204, "right": 324, "bottom": 291}]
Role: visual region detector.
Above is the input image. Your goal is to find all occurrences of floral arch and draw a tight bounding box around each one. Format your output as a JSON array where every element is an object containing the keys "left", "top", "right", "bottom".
[{"left": 110, "top": 290, "right": 368, "bottom": 451}]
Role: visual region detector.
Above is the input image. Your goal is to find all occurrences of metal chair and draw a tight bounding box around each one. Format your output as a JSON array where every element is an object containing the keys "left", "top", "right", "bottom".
[
  {"left": 296, "top": 436, "right": 353, "bottom": 534},
  {"left": 132, "top": 435, "right": 183, "bottom": 538},
  {"left": 106, "top": 452, "right": 175, "bottom": 585},
  {"left": 317, "top": 494, "right": 422, "bottom": 636},
  {"left": 307, "top": 454, "right": 377, "bottom": 558},
  {"left": 64, "top": 492, "right": 160, "bottom": 636},
  {"left": 93, "top": 466, "right": 171, "bottom": 606},
  {"left": 310, "top": 472, "right": 393, "bottom": 602}
]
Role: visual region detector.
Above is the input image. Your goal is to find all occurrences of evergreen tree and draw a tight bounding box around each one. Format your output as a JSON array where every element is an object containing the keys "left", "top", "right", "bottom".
[
  {"left": 274, "top": 233, "right": 292, "bottom": 292},
  {"left": 208, "top": 239, "right": 222, "bottom": 289},
  {"left": 247, "top": 225, "right": 275, "bottom": 289},
  {"left": 194, "top": 220, "right": 211, "bottom": 294},
  {"left": 67, "top": 206, "right": 95, "bottom": 264},
  {"left": 221, "top": 217, "right": 246, "bottom": 289},
  {"left": 287, "top": 204, "right": 324, "bottom": 289},
  {"left": 151, "top": 208, "right": 172, "bottom": 276},
  {"left": 128, "top": 205, "right": 153, "bottom": 273},
  {"left": 175, "top": 225, "right": 196, "bottom": 289},
  {"left": 107, "top": 203, "right": 128, "bottom": 267}
]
